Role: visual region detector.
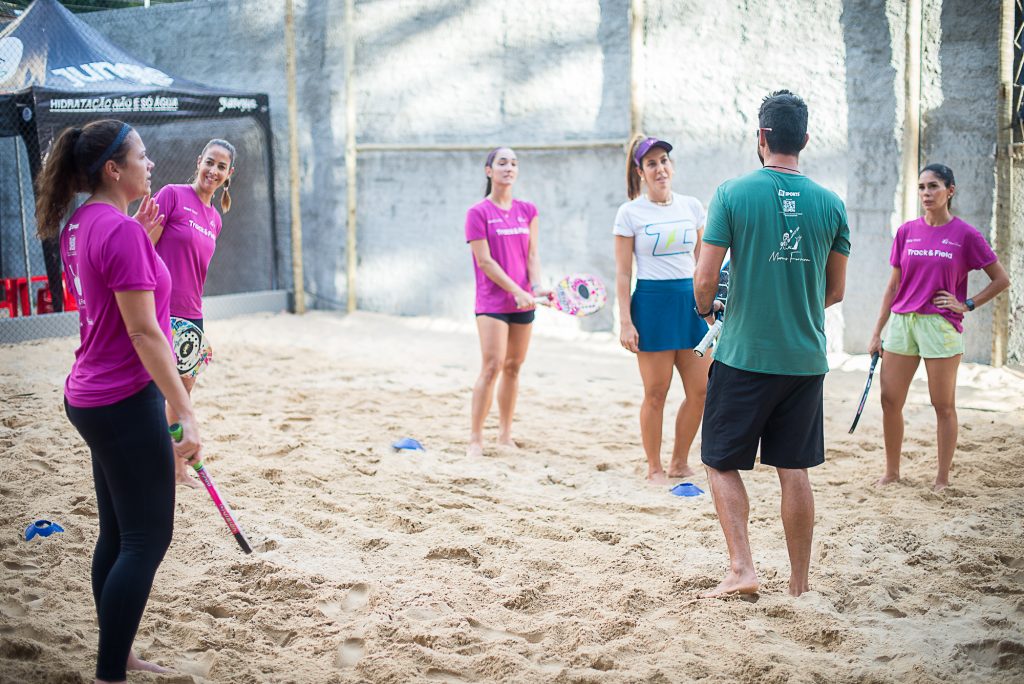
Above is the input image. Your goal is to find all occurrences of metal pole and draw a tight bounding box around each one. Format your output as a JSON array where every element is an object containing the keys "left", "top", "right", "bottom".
[
  {"left": 345, "top": 0, "right": 357, "bottom": 314},
  {"left": 285, "top": 0, "right": 306, "bottom": 314},
  {"left": 355, "top": 140, "right": 625, "bottom": 154},
  {"left": 15, "top": 141, "right": 33, "bottom": 315},
  {"left": 992, "top": 0, "right": 1015, "bottom": 367},
  {"left": 900, "top": 0, "right": 922, "bottom": 224}
]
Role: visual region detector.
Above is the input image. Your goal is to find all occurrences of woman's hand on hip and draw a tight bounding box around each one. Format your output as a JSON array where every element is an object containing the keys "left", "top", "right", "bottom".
[{"left": 932, "top": 289, "right": 967, "bottom": 314}]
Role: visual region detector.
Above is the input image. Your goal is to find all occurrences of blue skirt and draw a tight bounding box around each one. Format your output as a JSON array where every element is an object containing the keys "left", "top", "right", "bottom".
[{"left": 630, "top": 279, "right": 709, "bottom": 352}]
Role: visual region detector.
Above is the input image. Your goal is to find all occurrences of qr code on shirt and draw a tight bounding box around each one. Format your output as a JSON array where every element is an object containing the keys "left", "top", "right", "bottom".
[{"left": 782, "top": 199, "right": 796, "bottom": 213}]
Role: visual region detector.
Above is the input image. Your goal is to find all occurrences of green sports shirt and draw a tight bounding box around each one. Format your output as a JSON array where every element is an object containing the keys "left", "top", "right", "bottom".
[{"left": 703, "top": 168, "right": 851, "bottom": 375}]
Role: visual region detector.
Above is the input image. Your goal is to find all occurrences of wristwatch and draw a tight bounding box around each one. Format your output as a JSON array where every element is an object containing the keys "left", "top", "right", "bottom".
[
  {"left": 965, "top": 298, "right": 975, "bottom": 312},
  {"left": 694, "top": 304, "right": 714, "bottom": 318}
]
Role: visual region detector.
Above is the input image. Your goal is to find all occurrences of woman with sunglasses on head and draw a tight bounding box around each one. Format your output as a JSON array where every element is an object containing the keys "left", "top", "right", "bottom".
[
  {"left": 465, "top": 146, "right": 547, "bottom": 457},
  {"left": 147, "top": 139, "right": 236, "bottom": 488},
  {"left": 869, "top": 164, "right": 1009, "bottom": 491},
  {"left": 614, "top": 135, "right": 712, "bottom": 484},
  {"left": 35, "top": 119, "right": 202, "bottom": 683}
]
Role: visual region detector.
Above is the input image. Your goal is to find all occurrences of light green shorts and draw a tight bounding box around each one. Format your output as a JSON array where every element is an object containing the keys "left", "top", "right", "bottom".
[{"left": 883, "top": 312, "right": 963, "bottom": 358}]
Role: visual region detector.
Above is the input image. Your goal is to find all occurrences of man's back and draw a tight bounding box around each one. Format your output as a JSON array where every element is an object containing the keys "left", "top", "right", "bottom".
[{"left": 703, "top": 168, "right": 850, "bottom": 375}]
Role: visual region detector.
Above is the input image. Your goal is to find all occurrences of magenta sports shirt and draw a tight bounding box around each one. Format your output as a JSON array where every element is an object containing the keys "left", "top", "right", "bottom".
[
  {"left": 465, "top": 198, "right": 537, "bottom": 314},
  {"left": 153, "top": 184, "right": 223, "bottom": 319},
  {"left": 889, "top": 216, "right": 997, "bottom": 332},
  {"left": 61, "top": 203, "right": 172, "bottom": 408}
]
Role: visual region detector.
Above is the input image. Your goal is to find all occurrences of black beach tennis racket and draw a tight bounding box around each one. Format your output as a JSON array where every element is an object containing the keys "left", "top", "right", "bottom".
[{"left": 848, "top": 351, "right": 880, "bottom": 434}]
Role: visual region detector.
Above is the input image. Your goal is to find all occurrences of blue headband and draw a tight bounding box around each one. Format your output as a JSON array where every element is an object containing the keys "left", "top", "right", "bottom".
[{"left": 87, "top": 123, "right": 132, "bottom": 177}]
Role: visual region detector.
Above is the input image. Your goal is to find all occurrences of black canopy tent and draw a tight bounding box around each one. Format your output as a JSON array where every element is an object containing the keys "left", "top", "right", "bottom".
[{"left": 0, "top": 0, "right": 278, "bottom": 312}]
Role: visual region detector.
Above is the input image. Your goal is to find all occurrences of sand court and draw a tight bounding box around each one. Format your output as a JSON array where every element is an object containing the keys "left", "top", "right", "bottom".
[{"left": 1, "top": 311, "right": 1022, "bottom": 683}]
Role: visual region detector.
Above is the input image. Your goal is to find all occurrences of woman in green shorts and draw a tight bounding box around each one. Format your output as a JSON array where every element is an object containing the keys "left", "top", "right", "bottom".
[{"left": 869, "top": 164, "right": 1009, "bottom": 491}]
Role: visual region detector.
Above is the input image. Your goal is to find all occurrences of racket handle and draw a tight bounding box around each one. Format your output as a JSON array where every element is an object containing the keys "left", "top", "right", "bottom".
[
  {"left": 694, "top": 319, "right": 723, "bottom": 357},
  {"left": 168, "top": 423, "right": 253, "bottom": 554}
]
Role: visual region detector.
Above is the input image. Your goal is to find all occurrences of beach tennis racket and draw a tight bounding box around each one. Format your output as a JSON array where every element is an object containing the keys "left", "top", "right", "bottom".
[
  {"left": 169, "top": 423, "right": 252, "bottom": 554},
  {"left": 848, "top": 351, "right": 880, "bottom": 434},
  {"left": 536, "top": 273, "right": 607, "bottom": 317},
  {"left": 171, "top": 317, "right": 213, "bottom": 378},
  {"left": 694, "top": 261, "right": 730, "bottom": 358}
]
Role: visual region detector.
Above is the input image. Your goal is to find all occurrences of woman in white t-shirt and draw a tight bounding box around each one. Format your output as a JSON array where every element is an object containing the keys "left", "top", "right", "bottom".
[{"left": 614, "top": 135, "right": 712, "bottom": 483}]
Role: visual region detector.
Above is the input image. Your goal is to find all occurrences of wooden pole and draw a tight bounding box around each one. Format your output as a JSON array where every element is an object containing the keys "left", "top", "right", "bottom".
[
  {"left": 992, "top": 0, "right": 1015, "bottom": 366},
  {"left": 285, "top": 0, "right": 306, "bottom": 314},
  {"left": 629, "top": 0, "right": 644, "bottom": 140},
  {"left": 900, "top": 0, "right": 922, "bottom": 224},
  {"left": 345, "top": 0, "right": 357, "bottom": 313}
]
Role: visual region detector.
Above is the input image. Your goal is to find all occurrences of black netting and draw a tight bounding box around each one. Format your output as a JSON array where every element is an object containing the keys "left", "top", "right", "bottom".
[{"left": 0, "top": 0, "right": 281, "bottom": 342}]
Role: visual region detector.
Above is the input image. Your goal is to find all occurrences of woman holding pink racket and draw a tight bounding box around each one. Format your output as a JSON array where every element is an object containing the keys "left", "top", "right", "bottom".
[
  {"left": 36, "top": 120, "right": 202, "bottom": 683},
  {"left": 614, "top": 135, "right": 712, "bottom": 483},
  {"left": 148, "top": 139, "right": 236, "bottom": 487},
  {"left": 465, "top": 146, "right": 547, "bottom": 457}
]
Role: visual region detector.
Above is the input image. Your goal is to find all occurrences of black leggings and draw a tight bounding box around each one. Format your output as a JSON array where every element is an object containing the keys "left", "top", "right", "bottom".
[{"left": 64, "top": 382, "right": 175, "bottom": 682}]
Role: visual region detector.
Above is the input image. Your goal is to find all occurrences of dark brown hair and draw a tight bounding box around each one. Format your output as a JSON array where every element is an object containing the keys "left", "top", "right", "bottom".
[
  {"left": 193, "top": 139, "right": 237, "bottom": 213},
  {"left": 35, "top": 120, "right": 133, "bottom": 239},
  {"left": 920, "top": 163, "right": 955, "bottom": 209},
  {"left": 483, "top": 147, "right": 501, "bottom": 197}
]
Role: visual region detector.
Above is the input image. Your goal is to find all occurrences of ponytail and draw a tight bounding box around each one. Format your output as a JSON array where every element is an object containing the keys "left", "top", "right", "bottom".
[
  {"left": 35, "top": 127, "right": 84, "bottom": 239},
  {"left": 483, "top": 147, "right": 500, "bottom": 197},
  {"left": 35, "top": 119, "right": 132, "bottom": 239},
  {"left": 626, "top": 134, "right": 646, "bottom": 200},
  {"left": 220, "top": 177, "right": 232, "bottom": 213}
]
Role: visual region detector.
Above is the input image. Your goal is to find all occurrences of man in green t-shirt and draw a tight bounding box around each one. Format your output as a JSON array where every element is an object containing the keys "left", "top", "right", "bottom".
[{"left": 693, "top": 90, "right": 850, "bottom": 599}]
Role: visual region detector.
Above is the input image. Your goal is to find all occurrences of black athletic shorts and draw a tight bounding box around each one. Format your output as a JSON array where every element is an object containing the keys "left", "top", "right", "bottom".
[
  {"left": 476, "top": 311, "right": 535, "bottom": 325},
  {"left": 700, "top": 361, "right": 825, "bottom": 471},
  {"left": 178, "top": 316, "right": 203, "bottom": 331}
]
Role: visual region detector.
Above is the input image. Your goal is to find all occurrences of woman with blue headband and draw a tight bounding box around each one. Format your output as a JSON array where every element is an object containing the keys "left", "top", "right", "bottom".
[{"left": 35, "top": 119, "right": 202, "bottom": 683}]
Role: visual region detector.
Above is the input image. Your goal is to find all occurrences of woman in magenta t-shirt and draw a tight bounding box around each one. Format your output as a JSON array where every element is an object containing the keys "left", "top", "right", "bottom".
[
  {"left": 465, "top": 147, "right": 548, "bottom": 457},
  {"left": 36, "top": 120, "right": 202, "bottom": 683},
  {"left": 149, "top": 139, "right": 235, "bottom": 487},
  {"left": 869, "top": 164, "right": 1009, "bottom": 491}
]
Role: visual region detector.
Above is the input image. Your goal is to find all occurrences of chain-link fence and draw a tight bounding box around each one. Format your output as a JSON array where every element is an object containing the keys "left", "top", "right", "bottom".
[{"left": 0, "top": 0, "right": 285, "bottom": 344}]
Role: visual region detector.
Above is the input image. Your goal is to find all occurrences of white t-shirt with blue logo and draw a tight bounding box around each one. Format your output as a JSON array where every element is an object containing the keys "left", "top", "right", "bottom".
[{"left": 613, "top": 193, "right": 706, "bottom": 280}]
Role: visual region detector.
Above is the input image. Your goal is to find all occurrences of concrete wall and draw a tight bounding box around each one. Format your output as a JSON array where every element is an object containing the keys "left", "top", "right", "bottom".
[{"left": 3, "top": 0, "right": 1010, "bottom": 359}]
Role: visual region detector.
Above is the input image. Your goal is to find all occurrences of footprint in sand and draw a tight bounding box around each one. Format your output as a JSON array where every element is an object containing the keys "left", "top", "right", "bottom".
[
  {"left": 425, "top": 667, "right": 470, "bottom": 682},
  {"left": 3, "top": 561, "right": 39, "bottom": 572},
  {"left": 176, "top": 649, "right": 217, "bottom": 678},
  {"left": 342, "top": 584, "right": 369, "bottom": 612},
  {"left": 334, "top": 638, "right": 364, "bottom": 668},
  {"left": 466, "top": 617, "right": 544, "bottom": 644}
]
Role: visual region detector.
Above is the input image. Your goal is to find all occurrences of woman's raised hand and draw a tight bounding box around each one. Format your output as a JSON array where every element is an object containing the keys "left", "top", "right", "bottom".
[{"left": 133, "top": 194, "right": 165, "bottom": 244}]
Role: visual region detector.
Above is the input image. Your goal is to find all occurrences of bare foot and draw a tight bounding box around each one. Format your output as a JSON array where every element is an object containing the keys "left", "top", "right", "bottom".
[
  {"left": 646, "top": 470, "right": 669, "bottom": 485},
  {"left": 176, "top": 460, "right": 202, "bottom": 489},
  {"left": 497, "top": 437, "right": 519, "bottom": 449},
  {"left": 788, "top": 580, "right": 810, "bottom": 597},
  {"left": 874, "top": 473, "right": 900, "bottom": 487},
  {"left": 932, "top": 480, "right": 949, "bottom": 492},
  {"left": 127, "top": 651, "right": 172, "bottom": 674},
  {"left": 466, "top": 442, "right": 484, "bottom": 458},
  {"left": 701, "top": 569, "right": 759, "bottom": 598},
  {"left": 668, "top": 463, "right": 696, "bottom": 478}
]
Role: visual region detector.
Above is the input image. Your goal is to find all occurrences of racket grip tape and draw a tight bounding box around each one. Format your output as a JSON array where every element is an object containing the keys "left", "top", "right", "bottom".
[
  {"left": 168, "top": 423, "right": 253, "bottom": 554},
  {"left": 694, "top": 319, "right": 723, "bottom": 357}
]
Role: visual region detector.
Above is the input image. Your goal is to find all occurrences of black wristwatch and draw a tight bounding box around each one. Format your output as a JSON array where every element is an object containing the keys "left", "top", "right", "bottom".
[
  {"left": 965, "top": 298, "right": 975, "bottom": 312},
  {"left": 694, "top": 304, "right": 714, "bottom": 318}
]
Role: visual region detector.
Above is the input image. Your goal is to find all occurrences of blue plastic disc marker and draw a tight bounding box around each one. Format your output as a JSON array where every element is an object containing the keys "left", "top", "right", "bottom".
[
  {"left": 669, "top": 482, "right": 704, "bottom": 497},
  {"left": 24, "top": 520, "right": 64, "bottom": 541},
  {"left": 391, "top": 437, "right": 425, "bottom": 452}
]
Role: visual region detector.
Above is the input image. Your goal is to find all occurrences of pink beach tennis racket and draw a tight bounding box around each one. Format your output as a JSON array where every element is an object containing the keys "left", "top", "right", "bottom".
[
  {"left": 536, "top": 273, "right": 607, "bottom": 317},
  {"left": 169, "top": 424, "right": 252, "bottom": 554}
]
